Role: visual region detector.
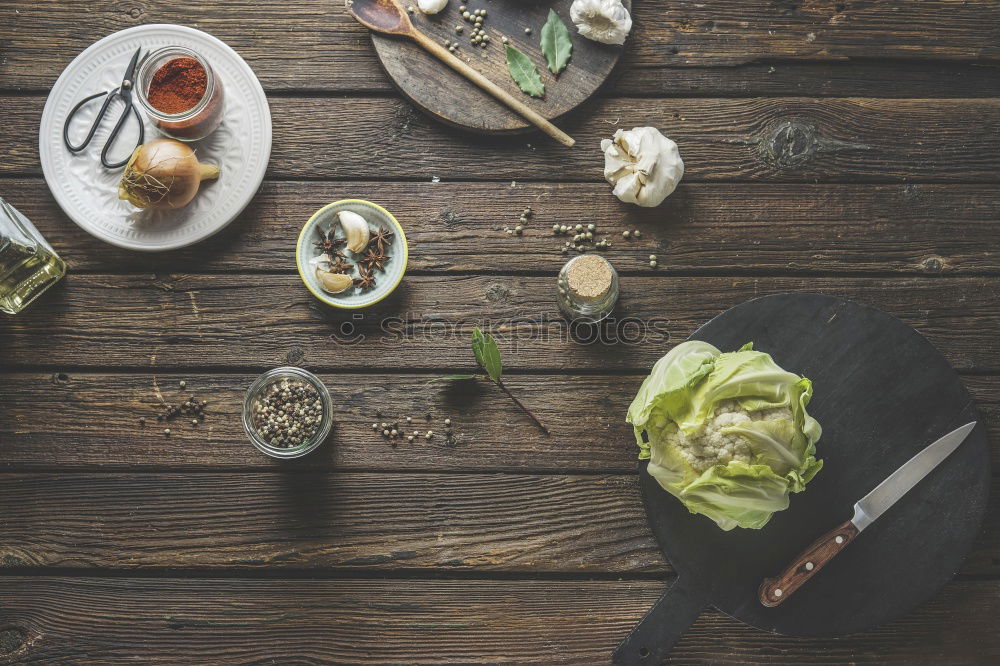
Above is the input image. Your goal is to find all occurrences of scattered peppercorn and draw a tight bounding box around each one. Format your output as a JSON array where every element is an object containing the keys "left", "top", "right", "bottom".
[{"left": 155, "top": 387, "right": 209, "bottom": 428}]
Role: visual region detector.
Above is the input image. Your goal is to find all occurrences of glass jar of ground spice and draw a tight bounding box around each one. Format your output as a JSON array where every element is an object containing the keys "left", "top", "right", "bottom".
[
  {"left": 557, "top": 254, "right": 620, "bottom": 323},
  {"left": 243, "top": 367, "right": 333, "bottom": 459},
  {"left": 135, "top": 46, "right": 225, "bottom": 142}
]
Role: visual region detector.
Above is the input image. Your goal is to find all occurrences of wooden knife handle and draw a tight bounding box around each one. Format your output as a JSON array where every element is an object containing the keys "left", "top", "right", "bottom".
[{"left": 759, "top": 519, "right": 860, "bottom": 607}]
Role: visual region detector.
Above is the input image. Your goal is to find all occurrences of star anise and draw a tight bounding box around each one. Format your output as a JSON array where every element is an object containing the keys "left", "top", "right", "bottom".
[
  {"left": 353, "top": 266, "right": 377, "bottom": 289},
  {"left": 327, "top": 257, "right": 354, "bottom": 274},
  {"left": 369, "top": 226, "right": 395, "bottom": 253},
  {"left": 314, "top": 227, "right": 347, "bottom": 257},
  {"left": 361, "top": 247, "right": 390, "bottom": 273}
]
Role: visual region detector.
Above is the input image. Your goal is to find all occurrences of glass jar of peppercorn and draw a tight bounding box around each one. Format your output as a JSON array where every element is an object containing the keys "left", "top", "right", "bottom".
[
  {"left": 135, "top": 46, "right": 225, "bottom": 142},
  {"left": 242, "top": 367, "right": 333, "bottom": 459}
]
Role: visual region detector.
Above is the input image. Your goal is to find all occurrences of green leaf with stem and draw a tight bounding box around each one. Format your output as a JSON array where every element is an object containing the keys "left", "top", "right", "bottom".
[{"left": 429, "top": 330, "right": 549, "bottom": 436}]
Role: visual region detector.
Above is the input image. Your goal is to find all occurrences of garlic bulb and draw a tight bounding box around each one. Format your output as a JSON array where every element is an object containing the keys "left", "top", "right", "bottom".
[
  {"left": 417, "top": 0, "right": 448, "bottom": 14},
  {"left": 338, "top": 210, "right": 371, "bottom": 253},
  {"left": 316, "top": 267, "right": 353, "bottom": 294},
  {"left": 570, "top": 0, "right": 632, "bottom": 45},
  {"left": 601, "top": 127, "right": 684, "bottom": 207}
]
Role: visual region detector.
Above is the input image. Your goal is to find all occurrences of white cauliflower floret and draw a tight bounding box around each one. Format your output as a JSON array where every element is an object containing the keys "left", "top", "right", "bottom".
[{"left": 667, "top": 400, "right": 793, "bottom": 472}]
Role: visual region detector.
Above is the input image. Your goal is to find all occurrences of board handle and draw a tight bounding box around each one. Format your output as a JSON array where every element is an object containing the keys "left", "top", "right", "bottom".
[
  {"left": 613, "top": 577, "right": 705, "bottom": 665},
  {"left": 409, "top": 30, "right": 576, "bottom": 147},
  {"left": 759, "top": 519, "right": 860, "bottom": 607}
]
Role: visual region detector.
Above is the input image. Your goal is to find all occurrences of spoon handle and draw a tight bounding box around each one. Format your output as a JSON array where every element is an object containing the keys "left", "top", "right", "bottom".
[{"left": 410, "top": 31, "right": 575, "bottom": 147}]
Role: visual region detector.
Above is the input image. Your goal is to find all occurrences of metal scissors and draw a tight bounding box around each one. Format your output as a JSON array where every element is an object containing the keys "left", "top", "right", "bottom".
[{"left": 62, "top": 47, "right": 145, "bottom": 169}]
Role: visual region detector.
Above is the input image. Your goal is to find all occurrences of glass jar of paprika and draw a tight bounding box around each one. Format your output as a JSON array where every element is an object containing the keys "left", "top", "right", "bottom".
[{"left": 135, "top": 46, "right": 225, "bottom": 142}]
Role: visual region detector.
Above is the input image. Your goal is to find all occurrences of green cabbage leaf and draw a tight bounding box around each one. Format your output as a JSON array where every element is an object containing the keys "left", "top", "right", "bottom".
[{"left": 627, "top": 341, "right": 822, "bottom": 530}]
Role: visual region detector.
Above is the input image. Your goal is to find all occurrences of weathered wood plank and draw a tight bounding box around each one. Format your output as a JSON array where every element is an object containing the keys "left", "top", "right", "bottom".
[
  {"left": 0, "top": 472, "right": 664, "bottom": 573},
  {"left": 611, "top": 61, "right": 1000, "bottom": 99},
  {"left": 8, "top": 179, "right": 999, "bottom": 275},
  {"left": 8, "top": 59, "right": 999, "bottom": 100},
  {"left": 2, "top": 0, "right": 998, "bottom": 92},
  {"left": 1, "top": 373, "right": 997, "bottom": 472},
  {"left": 9, "top": 96, "right": 1000, "bottom": 181},
  {"left": 1, "top": 276, "right": 997, "bottom": 372},
  {"left": 0, "top": 472, "right": 995, "bottom": 576},
  {"left": 0, "top": 577, "right": 998, "bottom": 664}
]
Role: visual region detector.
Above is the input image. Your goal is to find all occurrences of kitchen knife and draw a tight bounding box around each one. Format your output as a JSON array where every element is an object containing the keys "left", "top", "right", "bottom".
[{"left": 758, "top": 421, "right": 977, "bottom": 607}]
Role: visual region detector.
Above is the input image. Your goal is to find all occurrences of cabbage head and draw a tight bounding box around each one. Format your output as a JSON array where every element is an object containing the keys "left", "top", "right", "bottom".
[{"left": 627, "top": 341, "right": 822, "bottom": 530}]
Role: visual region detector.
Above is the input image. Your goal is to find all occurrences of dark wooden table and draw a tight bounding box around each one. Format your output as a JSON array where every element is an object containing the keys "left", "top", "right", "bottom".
[{"left": 2, "top": 1, "right": 999, "bottom": 663}]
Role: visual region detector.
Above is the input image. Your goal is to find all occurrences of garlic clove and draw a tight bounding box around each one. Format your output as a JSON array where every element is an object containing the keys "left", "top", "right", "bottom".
[
  {"left": 338, "top": 210, "right": 371, "bottom": 254},
  {"left": 417, "top": 0, "right": 448, "bottom": 14},
  {"left": 316, "top": 268, "right": 354, "bottom": 294}
]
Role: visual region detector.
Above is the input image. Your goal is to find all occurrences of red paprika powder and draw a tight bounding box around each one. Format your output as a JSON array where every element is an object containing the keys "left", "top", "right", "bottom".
[
  {"left": 147, "top": 57, "right": 207, "bottom": 114},
  {"left": 138, "top": 47, "right": 225, "bottom": 142}
]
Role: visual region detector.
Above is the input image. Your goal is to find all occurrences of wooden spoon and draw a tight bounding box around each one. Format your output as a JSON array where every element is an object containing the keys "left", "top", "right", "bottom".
[{"left": 346, "top": 0, "right": 576, "bottom": 147}]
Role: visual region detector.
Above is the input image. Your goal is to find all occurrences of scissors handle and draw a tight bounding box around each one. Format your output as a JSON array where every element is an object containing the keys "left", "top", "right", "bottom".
[
  {"left": 100, "top": 102, "right": 144, "bottom": 169},
  {"left": 62, "top": 88, "right": 144, "bottom": 169},
  {"left": 63, "top": 90, "right": 113, "bottom": 152}
]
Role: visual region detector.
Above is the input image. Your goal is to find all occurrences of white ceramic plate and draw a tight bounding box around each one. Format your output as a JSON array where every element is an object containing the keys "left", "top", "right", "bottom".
[{"left": 39, "top": 24, "right": 271, "bottom": 251}]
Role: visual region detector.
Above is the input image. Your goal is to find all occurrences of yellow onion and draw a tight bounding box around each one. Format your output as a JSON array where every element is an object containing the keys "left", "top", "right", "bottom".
[{"left": 118, "top": 138, "right": 220, "bottom": 210}]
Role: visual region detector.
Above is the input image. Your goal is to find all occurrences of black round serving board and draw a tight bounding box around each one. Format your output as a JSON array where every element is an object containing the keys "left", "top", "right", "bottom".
[{"left": 615, "top": 293, "right": 990, "bottom": 664}]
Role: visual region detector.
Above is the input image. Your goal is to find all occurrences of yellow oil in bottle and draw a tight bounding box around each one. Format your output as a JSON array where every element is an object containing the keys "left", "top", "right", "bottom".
[{"left": 0, "top": 238, "right": 67, "bottom": 315}]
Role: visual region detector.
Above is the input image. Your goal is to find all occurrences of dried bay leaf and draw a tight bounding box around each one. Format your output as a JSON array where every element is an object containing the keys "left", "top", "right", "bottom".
[
  {"left": 505, "top": 44, "right": 545, "bottom": 98},
  {"left": 540, "top": 8, "right": 573, "bottom": 75},
  {"left": 471, "top": 327, "right": 503, "bottom": 383}
]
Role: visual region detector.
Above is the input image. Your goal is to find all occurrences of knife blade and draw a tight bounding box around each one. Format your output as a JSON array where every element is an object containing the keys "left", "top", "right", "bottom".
[
  {"left": 759, "top": 421, "right": 977, "bottom": 607},
  {"left": 851, "top": 421, "right": 976, "bottom": 531}
]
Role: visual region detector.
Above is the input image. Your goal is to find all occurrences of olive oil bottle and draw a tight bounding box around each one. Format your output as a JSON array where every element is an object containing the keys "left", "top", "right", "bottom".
[{"left": 0, "top": 197, "right": 66, "bottom": 315}]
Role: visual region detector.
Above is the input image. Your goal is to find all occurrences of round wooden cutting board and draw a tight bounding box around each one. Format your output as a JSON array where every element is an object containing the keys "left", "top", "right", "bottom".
[{"left": 370, "top": 1, "right": 630, "bottom": 133}]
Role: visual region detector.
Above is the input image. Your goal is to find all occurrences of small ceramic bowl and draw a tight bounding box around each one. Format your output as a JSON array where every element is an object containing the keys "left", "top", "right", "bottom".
[{"left": 296, "top": 200, "right": 408, "bottom": 309}]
